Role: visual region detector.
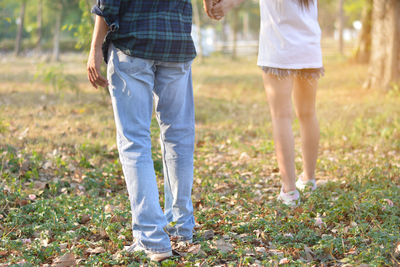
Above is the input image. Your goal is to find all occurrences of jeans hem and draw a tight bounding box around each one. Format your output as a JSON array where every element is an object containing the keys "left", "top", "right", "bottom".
[
  {"left": 166, "top": 231, "right": 193, "bottom": 242},
  {"left": 144, "top": 247, "right": 172, "bottom": 254},
  {"left": 135, "top": 241, "right": 172, "bottom": 254}
]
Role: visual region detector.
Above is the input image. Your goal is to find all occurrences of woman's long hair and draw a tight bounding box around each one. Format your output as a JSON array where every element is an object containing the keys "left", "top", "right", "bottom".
[{"left": 298, "top": 0, "right": 314, "bottom": 9}]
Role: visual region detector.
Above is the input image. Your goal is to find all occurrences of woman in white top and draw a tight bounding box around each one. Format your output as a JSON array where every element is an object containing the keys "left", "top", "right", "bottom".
[{"left": 209, "top": 0, "right": 323, "bottom": 206}]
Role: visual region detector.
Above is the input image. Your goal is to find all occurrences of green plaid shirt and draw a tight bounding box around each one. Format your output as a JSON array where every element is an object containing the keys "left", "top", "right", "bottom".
[{"left": 92, "top": 0, "right": 196, "bottom": 63}]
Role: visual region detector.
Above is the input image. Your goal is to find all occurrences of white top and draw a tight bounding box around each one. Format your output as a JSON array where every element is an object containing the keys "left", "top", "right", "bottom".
[{"left": 257, "top": 0, "right": 323, "bottom": 69}]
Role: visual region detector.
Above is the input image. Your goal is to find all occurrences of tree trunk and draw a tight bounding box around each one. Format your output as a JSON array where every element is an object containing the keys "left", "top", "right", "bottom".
[
  {"left": 364, "top": 0, "right": 400, "bottom": 89},
  {"left": 243, "top": 12, "right": 249, "bottom": 40},
  {"left": 231, "top": 8, "right": 239, "bottom": 60},
  {"left": 52, "top": 8, "right": 62, "bottom": 62},
  {"left": 14, "top": 0, "right": 27, "bottom": 56},
  {"left": 36, "top": 0, "right": 43, "bottom": 53},
  {"left": 338, "top": 0, "right": 344, "bottom": 55},
  {"left": 388, "top": 1, "right": 400, "bottom": 84},
  {"left": 221, "top": 18, "right": 228, "bottom": 53},
  {"left": 354, "top": 0, "right": 372, "bottom": 63},
  {"left": 192, "top": 0, "right": 203, "bottom": 62}
]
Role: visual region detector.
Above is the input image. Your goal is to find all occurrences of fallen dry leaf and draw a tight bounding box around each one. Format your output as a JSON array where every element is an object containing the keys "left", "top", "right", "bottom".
[
  {"left": 202, "top": 229, "right": 214, "bottom": 240},
  {"left": 316, "top": 179, "right": 329, "bottom": 186},
  {"left": 279, "top": 257, "right": 290, "bottom": 265},
  {"left": 215, "top": 239, "right": 233, "bottom": 253},
  {"left": 34, "top": 181, "right": 48, "bottom": 190},
  {"left": 239, "top": 152, "right": 250, "bottom": 162},
  {"left": 187, "top": 244, "right": 201, "bottom": 254},
  {"left": 111, "top": 215, "right": 127, "bottom": 223},
  {"left": 41, "top": 237, "right": 49, "bottom": 247},
  {"left": 393, "top": 242, "right": 400, "bottom": 259},
  {"left": 172, "top": 249, "right": 187, "bottom": 257},
  {"left": 87, "top": 247, "right": 106, "bottom": 254},
  {"left": 315, "top": 216, "right": 324, "bottom": 228},
  {"left": 79, "top": 214, "right": 91, "bottom": 224},
  {"left": 104, "top": 204, "right": 117, "bottom": 214},
  {"left": 18, "top": 127, "right": 29, "bottom": 140},
  {"left": 304, "top": 245, "right": 314, "bottom": 262},
  {"left": 42, "top": 161, "right": 52, "bottom": 170},
  {"left": 21, "top": 238, "right": 31, "bottom": 245},
  {"left": 245, "top": 248, "right": 255, "bottom": 256},
  {"left": 16, "top": 199, "right": 29, "bottom": 206},
  {"left": 259, "top": 231, "right": 270, "bottom": 244},
  {"left": 345, "top": 247, "right": 357, "bottom": 255},
  {"left": 269, "top": 249, "right": 284, "bottom": 257},
  {"left": 188, "top": 244, "right": 207, "bottom": 256},
  {"left": 255, "top": 247, "right": 267, "bottom": 254},
  {"left": 383, "top": 199, "right": 394, "bottom": 207},
  {"left": 99, "top": 228, "right": 108, "bottom": 240},
  {"left": 53, "top": 253, "right": 76, "bottom": 267}
]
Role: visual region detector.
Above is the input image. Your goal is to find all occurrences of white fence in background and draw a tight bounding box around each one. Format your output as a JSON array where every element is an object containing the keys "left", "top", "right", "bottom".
[{"left": 192, "top": 25, "right": 259, "bottom": 56}]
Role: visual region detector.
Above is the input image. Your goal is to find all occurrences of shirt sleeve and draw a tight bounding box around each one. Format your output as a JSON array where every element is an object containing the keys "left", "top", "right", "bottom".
[{"left": 91, "top": 0, "right": 120, "bottom": 32}]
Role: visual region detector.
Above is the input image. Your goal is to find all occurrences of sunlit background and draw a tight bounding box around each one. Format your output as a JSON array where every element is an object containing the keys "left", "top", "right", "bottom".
[{"left": 0, "top": 0, "right": 366, "bottom": 59}]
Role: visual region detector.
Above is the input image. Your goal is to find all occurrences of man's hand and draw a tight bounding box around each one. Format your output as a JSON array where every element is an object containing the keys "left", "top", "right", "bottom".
[
  {"left": 211, "top": 0, "right": 246, "bottom": 20},
  {"left": 87, "top": 15, "right": 109, "bottom": 89},
  {"left": 87, "top": 48, "right": 108, "bottom": 89},
  {"left": 203, "top": 0, "right": 218, "bottom": 19}
]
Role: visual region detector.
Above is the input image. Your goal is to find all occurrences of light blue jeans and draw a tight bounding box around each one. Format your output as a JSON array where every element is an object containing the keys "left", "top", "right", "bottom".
[{"left": 107, "top": 45, "right": 195, "bottom": 253}]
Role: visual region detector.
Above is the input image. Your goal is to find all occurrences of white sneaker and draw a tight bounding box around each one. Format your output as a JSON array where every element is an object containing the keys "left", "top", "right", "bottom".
[
  {"left": 295, "top": 173, "right": 317, "bottom": 191},
  {"left": 277, "top": 187, "right": 300, "bottom": 207},
  {"left": 124, "top": 244, "right": 172, "bottom": 262}
]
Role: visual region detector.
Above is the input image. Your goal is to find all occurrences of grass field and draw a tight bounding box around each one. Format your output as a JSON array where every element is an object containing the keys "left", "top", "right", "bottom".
[{"left": 0, "top": 48, "right": 399, "bottom": 266}]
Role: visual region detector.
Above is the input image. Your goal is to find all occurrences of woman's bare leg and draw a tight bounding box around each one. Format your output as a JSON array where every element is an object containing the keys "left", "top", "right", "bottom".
[
  {"left": 293, "top": 77, "right": 319, "bottom": 181},
  {"left": 262, "top": 73, "right": 296, "bottom": 192}
]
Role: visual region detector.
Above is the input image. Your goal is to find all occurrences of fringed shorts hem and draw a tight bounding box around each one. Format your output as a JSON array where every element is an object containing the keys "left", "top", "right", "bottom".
[{"left": 261, "top": 66, "right": 325, "bottom": 80}]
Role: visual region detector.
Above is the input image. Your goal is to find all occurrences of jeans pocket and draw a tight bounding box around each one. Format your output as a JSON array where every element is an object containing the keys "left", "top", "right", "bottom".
[
  {"left": 160, "top": 60, "right": 192, "bottom": 74},
  {"left": 116, "top": 50, "right": 148, "bottom": 74},
  {"left": 108, "top": 70, "right": 125, "bottom": 98}
]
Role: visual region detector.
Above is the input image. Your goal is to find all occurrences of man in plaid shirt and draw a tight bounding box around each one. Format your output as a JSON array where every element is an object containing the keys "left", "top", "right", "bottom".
[{"left": 87, "top": 0, "right": 217, "bottom": 262}]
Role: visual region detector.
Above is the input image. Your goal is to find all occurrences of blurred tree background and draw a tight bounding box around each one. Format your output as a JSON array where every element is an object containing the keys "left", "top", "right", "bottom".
[
  {"left": 1, "top": 0, "right": 83, "bottom": 56},
  {"left": 0, "top": 0, "right": 399, "bottom": 88},
  {"left": 0, "top": 0, "right": 364, "bottom": 53}
]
